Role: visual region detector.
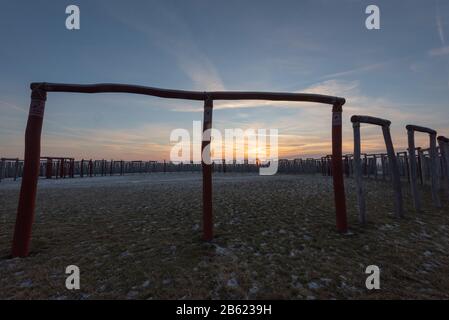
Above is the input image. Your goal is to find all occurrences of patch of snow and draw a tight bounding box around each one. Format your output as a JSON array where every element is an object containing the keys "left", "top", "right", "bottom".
[
  {"left": 226, "top": 278, "right": 239, "bottom": 288},
  {"left": 307, "top": 281, "right": 321, "bottom": 290},
  {"left": 19, "top": 279, "right": 33, "bottom": 288}
]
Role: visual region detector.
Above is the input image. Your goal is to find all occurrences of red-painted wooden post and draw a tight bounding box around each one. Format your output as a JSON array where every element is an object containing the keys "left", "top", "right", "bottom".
[
  {"left": 331, "top": 103, "right": 348, "bottom": 233},
  {"left": 202, "top": 97, "right": 214, "bottom": 241},
  {"left": 12, "top": 88, "right": 47, "bottom": 257}
]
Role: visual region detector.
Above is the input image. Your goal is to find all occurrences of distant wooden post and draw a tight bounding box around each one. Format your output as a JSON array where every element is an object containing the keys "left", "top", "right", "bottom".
[
  {"left": 406, "top": 125, "right": 441, "bottom": 210},
  {"left": 80, "top": 159, "right": 84, "bottom": 177},
  {"left": 0, "top": 158, "right": 5, "bottom": 182},
  {"left": 59, "top": 159, "right": 65, "bottom": 178},
  {"left": 437, "top": 136, "right": 449, "bottom": 199},
  {"left": 88, "top": 159, "right": 93, "bottom": 177},
  {"left": 45, "top": 158, "right": 52, "bottom": 179},
  {"left": 110, "top": 160, "right": 114, "bottom": 176},
  {"left": 351, "top": 115, "right": 403, "bottom": 222},
  {"left": 69, "top": 159, "right": 74, "bottom": 178},
  {"left": 13, "top": 158, "right": 19, "bottom": 181}
]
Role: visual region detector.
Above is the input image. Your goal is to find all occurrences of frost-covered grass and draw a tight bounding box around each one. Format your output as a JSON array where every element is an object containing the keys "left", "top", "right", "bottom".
[{"left": 0, "top": 173, "right": 448, "bottom": 299}]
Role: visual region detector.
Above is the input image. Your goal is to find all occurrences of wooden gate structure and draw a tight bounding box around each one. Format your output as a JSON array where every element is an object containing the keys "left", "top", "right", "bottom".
[
  {"left": 351, "top": 115, "right": 403, "bottom": 223},
  {"left": 11, "top": 82, "right": 349, "bottom": 257}
]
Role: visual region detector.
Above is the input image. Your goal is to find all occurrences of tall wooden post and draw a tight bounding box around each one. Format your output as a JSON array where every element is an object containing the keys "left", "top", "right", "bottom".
[
  {"left": 332, "top": 103, "right": 348, "bottom": 233},
  {"left": 437, "top": 136, "right": 449, "bottom": 199},
  {"left": 0, "top": 158, "right": 5, "bottom": 182},
  {"left": 12, "top": 88, "right": 47, "bottom": 257},
  {"left": 382, "top": 125, "right": 403, "bottom": 218},
  {"left": 407, "top": 128, "right": 421, "bottom": 211},
  {"left": 202, "top": 97, "right": 214, "bottom": 240},
  {"left": 429, "top": 133, "right": 442, "bottom": 207}
]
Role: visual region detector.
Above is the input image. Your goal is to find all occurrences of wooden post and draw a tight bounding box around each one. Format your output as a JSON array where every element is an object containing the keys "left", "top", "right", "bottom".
[
  {"left": 429, "top": 133, "right": 442, "bottom": 207},
  {"left": 80, "top": 159, "right": 84, "bottom": 177},
  {"left": 13, "top": 158, "right": 19, "bottom": 181},
  {"left": 69, "top": 159, "right": 74, "bottom": 178},
  {"left": 45, "top": 158, "right": 52, "bottom": 179},
  {"left": 0, "top": 158, "right": 4, "bottom": 182},
  {"left": 381, "top": 154, "right": 386, "bottom": 180},
  {"left": 89, "top": 159, "right": 93, "bottom": 177},
  {"left": 59, "top": 158, "right": 64, "bottom": 178},
  {"left": 417, "top": 148, "right": 424, "bottom": 185},
  {"left": 352, "top": 122, "right": 366, "bottom": 224},
  {"left": 407, "top": 128, "right": 421, "bottom": 212},
  {"left": 382, "top": 125, "right": 403, "bottom": 218},
  {"left": 332, "top": 104, "right": 348, "bottom": 233},
  {"left": 12, "top": 88, "right": 47, "bottom": 257},
  {"left": 438, "top": 136, "right": 449, "bottom": 199},
  {"left": 202, "top": 97, "right": 214, "bottom": 240}
]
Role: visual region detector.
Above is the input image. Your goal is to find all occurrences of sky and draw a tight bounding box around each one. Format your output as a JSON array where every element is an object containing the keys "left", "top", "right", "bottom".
[{"left": 0, "top": 0, "right": 448, "bottom": 161}]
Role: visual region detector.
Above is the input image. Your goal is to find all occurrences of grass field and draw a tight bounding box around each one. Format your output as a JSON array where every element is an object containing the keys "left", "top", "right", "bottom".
[{"left": 1, "top": 173, "right": 448, "bottom": 299}]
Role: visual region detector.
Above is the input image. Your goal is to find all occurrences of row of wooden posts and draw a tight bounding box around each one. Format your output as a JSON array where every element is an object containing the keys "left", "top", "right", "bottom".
[
  {"left": 1, "top": 157, "right": 324, "bottom": 181},
  {"left": 2, "top": 141, "right": 448, "bottom": 189},
  {"left": 348, "top": 117, "right": 449, "bottom": 223},
  {"left": 321, "top": 117, "right": 449, "bottom": 222}
]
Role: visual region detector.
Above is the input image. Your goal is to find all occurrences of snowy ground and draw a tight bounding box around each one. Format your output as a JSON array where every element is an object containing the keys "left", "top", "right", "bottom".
[{"left": 0, "top": 173, "right": 448, "bottom": 299}]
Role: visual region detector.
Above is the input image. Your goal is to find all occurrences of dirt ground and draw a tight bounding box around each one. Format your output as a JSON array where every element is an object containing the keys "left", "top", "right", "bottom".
[{"left": 0, "top": 173, "right": 448, "bottom": 299}]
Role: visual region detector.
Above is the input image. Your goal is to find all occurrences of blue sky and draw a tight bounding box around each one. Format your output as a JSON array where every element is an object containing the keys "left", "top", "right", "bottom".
[{"left": 0, "top": 0, "right": 448, "bottom": 160}]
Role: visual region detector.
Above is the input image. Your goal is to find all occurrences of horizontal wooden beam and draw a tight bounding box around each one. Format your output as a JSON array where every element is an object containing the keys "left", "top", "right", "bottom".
[
  {"left": 350, "top": 115, "right": 391, "bottom": 127},
  {"left": 30, "top": 82, "right": 345, "bottom": 106},
  {"left": 406, "top": 124, "right": 437, "bottom": 135}
]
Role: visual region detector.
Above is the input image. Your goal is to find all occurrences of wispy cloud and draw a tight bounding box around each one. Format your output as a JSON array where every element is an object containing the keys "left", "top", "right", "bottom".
[
  {"left": 105, "top": 3, "right": 224, "bottom": 91},
  {"left": 429, "top": 45, "right": 449, "bottom": 56},
  {"left": 319, "top": 63, "right": 386, "bottom": 80},
  {"left": 436, "top": 0, "right": 446, "bottom": 46}
]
